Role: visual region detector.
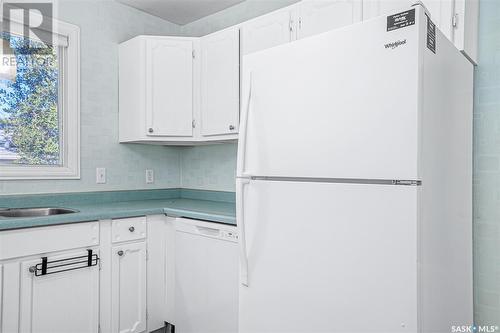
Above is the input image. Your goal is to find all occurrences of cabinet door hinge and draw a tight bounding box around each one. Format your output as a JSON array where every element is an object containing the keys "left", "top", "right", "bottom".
[
  {"left": 289, "top": 19, "right": 294, "bottom": 33},
  {"left": 298, "top": 17, "right": 302, "bottom": 30},
  {"left": 98, "top": 324, "right": 101, "bottom": 333},
  {"left": 192, "top": 49, "right": 195, "bottom": 59},
  {"left": 146, "top": 309, "right": 149, "bottom": 320},
  {"left": 452, "top": 13, "right": 458, "bottom": 28},
  {"left": 192, "top": 119, "right": 196, "bottom": 128},
  {"left": 146, "top": 249, "right": 149, "bottom": 261}
]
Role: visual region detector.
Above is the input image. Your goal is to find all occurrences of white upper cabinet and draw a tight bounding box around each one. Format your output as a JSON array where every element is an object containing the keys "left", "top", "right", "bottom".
[
  {"left": 295, "top": 0, "right": 363, "bottom": 40},
  {"left": 119, "top": 36, "right": 197, "bottom": 144},
  {"left": 362, "top": 0, "right": 478, "bottom": 64},
  {"left": 201, "top": 28, "right": 240, "bottom": 137},
  {"left": 453, "top": 0, "right": 479, "bottom": 63},
  {"left": 119, "top": 35, "right": 238, "bottom": 145},
  {"left": 146, "top": 38, "right": 193, "bottom": 137},
  {"left": 241, "top": 10, "right": 292, "bottom": 55},
  {"left": 241, "top": 1, "right": 363, "bottom": 54}
]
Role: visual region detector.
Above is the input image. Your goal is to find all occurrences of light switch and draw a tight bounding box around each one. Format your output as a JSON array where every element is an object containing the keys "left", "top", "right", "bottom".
[
  {"left": 146, "top": 169, "right": 154, "bottom": 184},
  {"left": 96, "top": 168, "right": 106, "bottom": 184}
]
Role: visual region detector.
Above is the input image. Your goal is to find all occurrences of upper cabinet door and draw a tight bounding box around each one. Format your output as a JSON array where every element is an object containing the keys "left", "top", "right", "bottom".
[
  {"left": 241, "top": 10, "right": 292, "bottom": 55},
  {"left": 453, "top": 0, "right": 479, "bottom": 64},
  {"left": 296, "top": 0, "right": 362, "bottom": 40},
  {"left": 201, "top": 28, "right": 240, "bottom": 137},
  {"left": 146, "top": 38, "right": 193, "bottom": 137},
  {"left": 419, "top": 0, "right": 454, "bottom": 40}
]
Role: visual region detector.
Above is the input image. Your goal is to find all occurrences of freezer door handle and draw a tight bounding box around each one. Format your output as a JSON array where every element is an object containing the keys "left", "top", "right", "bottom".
[
  {"left": 236, "top": 72, "right": 253, "bottom": 178},
  {"left": 236, "top": 178, "right": 250, "bottom": 287}
]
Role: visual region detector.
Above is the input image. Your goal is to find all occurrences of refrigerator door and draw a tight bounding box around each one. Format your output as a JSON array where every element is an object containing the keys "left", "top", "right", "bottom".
[
  {"left": 238, "top": 9, "right": 422, "bottom": 180},
  {"left": 237, "top": 178, "right": 418, "bottom": 332}
]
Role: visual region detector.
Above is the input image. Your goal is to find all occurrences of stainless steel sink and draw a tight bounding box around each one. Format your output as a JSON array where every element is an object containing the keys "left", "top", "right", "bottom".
[{"left": 0, "top": 207, "right": 79, "bottom": 218}]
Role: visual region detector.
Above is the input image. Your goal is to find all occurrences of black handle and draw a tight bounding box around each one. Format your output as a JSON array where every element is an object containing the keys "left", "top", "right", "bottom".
[{"left": 33, "top": 250, "right": 99, "bottom": 277}]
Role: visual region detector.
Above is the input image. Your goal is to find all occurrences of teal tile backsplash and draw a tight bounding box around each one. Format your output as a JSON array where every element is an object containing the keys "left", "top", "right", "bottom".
[
  {"left": 180, "top": 143, "right": 238, "bottom": 192},
  {"left": 474, "top": 0, "right": 500, "bottom": 324}
]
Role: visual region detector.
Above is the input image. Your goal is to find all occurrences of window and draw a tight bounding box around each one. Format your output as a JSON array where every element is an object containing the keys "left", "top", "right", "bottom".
[{"left": 0, "top": 14, "right": 80, "bottom": 179}]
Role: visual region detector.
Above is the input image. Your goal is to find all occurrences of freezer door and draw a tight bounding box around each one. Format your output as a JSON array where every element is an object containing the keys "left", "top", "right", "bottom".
[
  {"left": 237, "top": 179, "right": 418, "bottom": 332},
  {"left": 238, "top": 9, "right": 422, "bottom": 180}
]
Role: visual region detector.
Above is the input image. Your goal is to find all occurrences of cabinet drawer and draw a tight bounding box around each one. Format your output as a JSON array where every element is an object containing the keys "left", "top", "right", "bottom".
[
  {"left": 112, "top": 217, "right": 146, "bottom": 243},
  {"left": 0, "top": 222, "right": 99, "bottom": 260}
]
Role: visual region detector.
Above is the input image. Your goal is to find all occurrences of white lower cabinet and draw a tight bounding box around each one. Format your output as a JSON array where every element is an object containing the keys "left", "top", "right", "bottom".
[
  {"left": 101, "top": 215, "right": 167, "bottom": 333},
  {"left": 0, "top": 216, "right": 169, "bottom": 333},
  {"left": 0, "top": 215, "right": 238, "bottom": 333},
  {"left": 111, "top": 242, "right": 147, "bottom": 333},
  {"left": 0, "top": 222, "right": 100, "bottom": 333},
  {"left": 19, "top": 249, "right": 100, "bottom": 333}
]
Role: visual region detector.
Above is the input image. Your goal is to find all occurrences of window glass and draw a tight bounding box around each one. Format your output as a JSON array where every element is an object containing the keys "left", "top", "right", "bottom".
[{"left": 0, "top": 33, "right": 61, "bottom": 166}]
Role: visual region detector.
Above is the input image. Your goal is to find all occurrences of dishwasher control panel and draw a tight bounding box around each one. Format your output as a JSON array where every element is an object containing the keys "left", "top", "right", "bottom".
[
  {"left": 220, "top": 230, "right": 238, "bottom": 241},
  {"left": 174, "top": 217, "right": 238, "bottom": 243}
]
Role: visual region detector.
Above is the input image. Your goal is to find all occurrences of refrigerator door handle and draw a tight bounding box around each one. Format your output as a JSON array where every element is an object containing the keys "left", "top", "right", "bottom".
[
  {"left": 236, "top": 72, "right": 253, "bottom": 178},
  {"left": 236, "top": 178, "right": 250, "bottom": 287}
]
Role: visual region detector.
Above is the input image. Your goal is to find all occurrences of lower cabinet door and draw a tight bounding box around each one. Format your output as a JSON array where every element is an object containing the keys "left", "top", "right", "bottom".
[
  {"left": 111, "top": 242, "right": 147, "bottom": 333},
  {"left": 18, "top": 249, "right": 100, "bottom": 333}
]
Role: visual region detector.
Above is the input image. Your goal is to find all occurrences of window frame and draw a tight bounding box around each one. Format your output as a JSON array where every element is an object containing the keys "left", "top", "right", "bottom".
[{"left": 0, "top": 17, "right": 80, "bottom": 180}]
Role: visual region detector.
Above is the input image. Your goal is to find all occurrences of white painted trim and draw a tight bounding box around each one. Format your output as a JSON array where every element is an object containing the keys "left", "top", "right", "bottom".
[{"left": 0, "top": 18, "right": 80, "bottom": 180}]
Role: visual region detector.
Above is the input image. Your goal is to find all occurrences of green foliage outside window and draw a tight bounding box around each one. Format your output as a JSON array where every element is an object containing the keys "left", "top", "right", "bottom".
[{"left": 0, "top": 34, "right": 60, "bottom": 165}]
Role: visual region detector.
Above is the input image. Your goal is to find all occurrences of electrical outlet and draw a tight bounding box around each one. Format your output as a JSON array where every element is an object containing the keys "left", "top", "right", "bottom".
[
  {"left": 146, "top": 169, "right": 154, "bottom": 184},
  {"left": 96, "top": 168, "right": 106, "bottom": 184}
]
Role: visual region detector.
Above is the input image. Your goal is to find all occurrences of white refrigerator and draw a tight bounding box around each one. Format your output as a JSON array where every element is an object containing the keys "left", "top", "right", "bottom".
[{"left": 236, "top": 5, "right": 473, "bottom": 333}]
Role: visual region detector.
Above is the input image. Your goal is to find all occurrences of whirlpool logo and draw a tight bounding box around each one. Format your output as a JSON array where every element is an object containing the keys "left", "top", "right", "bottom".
[{"left": 384, "top": 39, "right": 407, "bottom": 50}]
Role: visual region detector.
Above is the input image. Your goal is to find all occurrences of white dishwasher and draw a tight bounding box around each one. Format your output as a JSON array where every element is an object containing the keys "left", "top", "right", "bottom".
[{"left": 172, "top": 217, "right": 239, "bottom": 333}]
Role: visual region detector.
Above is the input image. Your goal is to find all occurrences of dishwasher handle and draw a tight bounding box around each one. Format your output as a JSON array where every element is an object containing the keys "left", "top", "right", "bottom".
[{"left": 195, "top": 225, "right": 221, "bottom": 237}]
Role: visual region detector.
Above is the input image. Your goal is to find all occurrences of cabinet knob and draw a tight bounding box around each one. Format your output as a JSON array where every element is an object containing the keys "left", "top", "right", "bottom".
[
  {"left": 148, "top": 128, "right": 154, "bottom": 133},
  {"left": 129, "top": 226, "right": 135, "bottom": 232},
  {"left": 117, "top": 250, "right": 124, "bottom": 256},
  {"left": 29, "top": 266, "right": 36, "bottom": 273},
  {"left": 229, "top": 125, "right": 235, "bottom": 131}
]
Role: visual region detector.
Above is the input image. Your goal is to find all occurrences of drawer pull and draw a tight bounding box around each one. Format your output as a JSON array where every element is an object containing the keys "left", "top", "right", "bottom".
[{"left": 129, "top": 226, "right": 135, "bottom": 232}]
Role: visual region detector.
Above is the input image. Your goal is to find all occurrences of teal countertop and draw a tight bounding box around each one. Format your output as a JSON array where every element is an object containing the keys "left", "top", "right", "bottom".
[{"left": 0, "top": 189, "right": 236, "bottom": 231}]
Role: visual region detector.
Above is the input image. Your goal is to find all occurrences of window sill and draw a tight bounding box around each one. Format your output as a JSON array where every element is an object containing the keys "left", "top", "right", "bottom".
[{"left": 0, "top": 165, "right": 80, "bottom": 180}]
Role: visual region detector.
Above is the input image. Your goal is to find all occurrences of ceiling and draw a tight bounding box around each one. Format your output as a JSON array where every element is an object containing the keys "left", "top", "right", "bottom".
[{"left": 117, "top": 0, "right": 246, "bottom": 25}]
